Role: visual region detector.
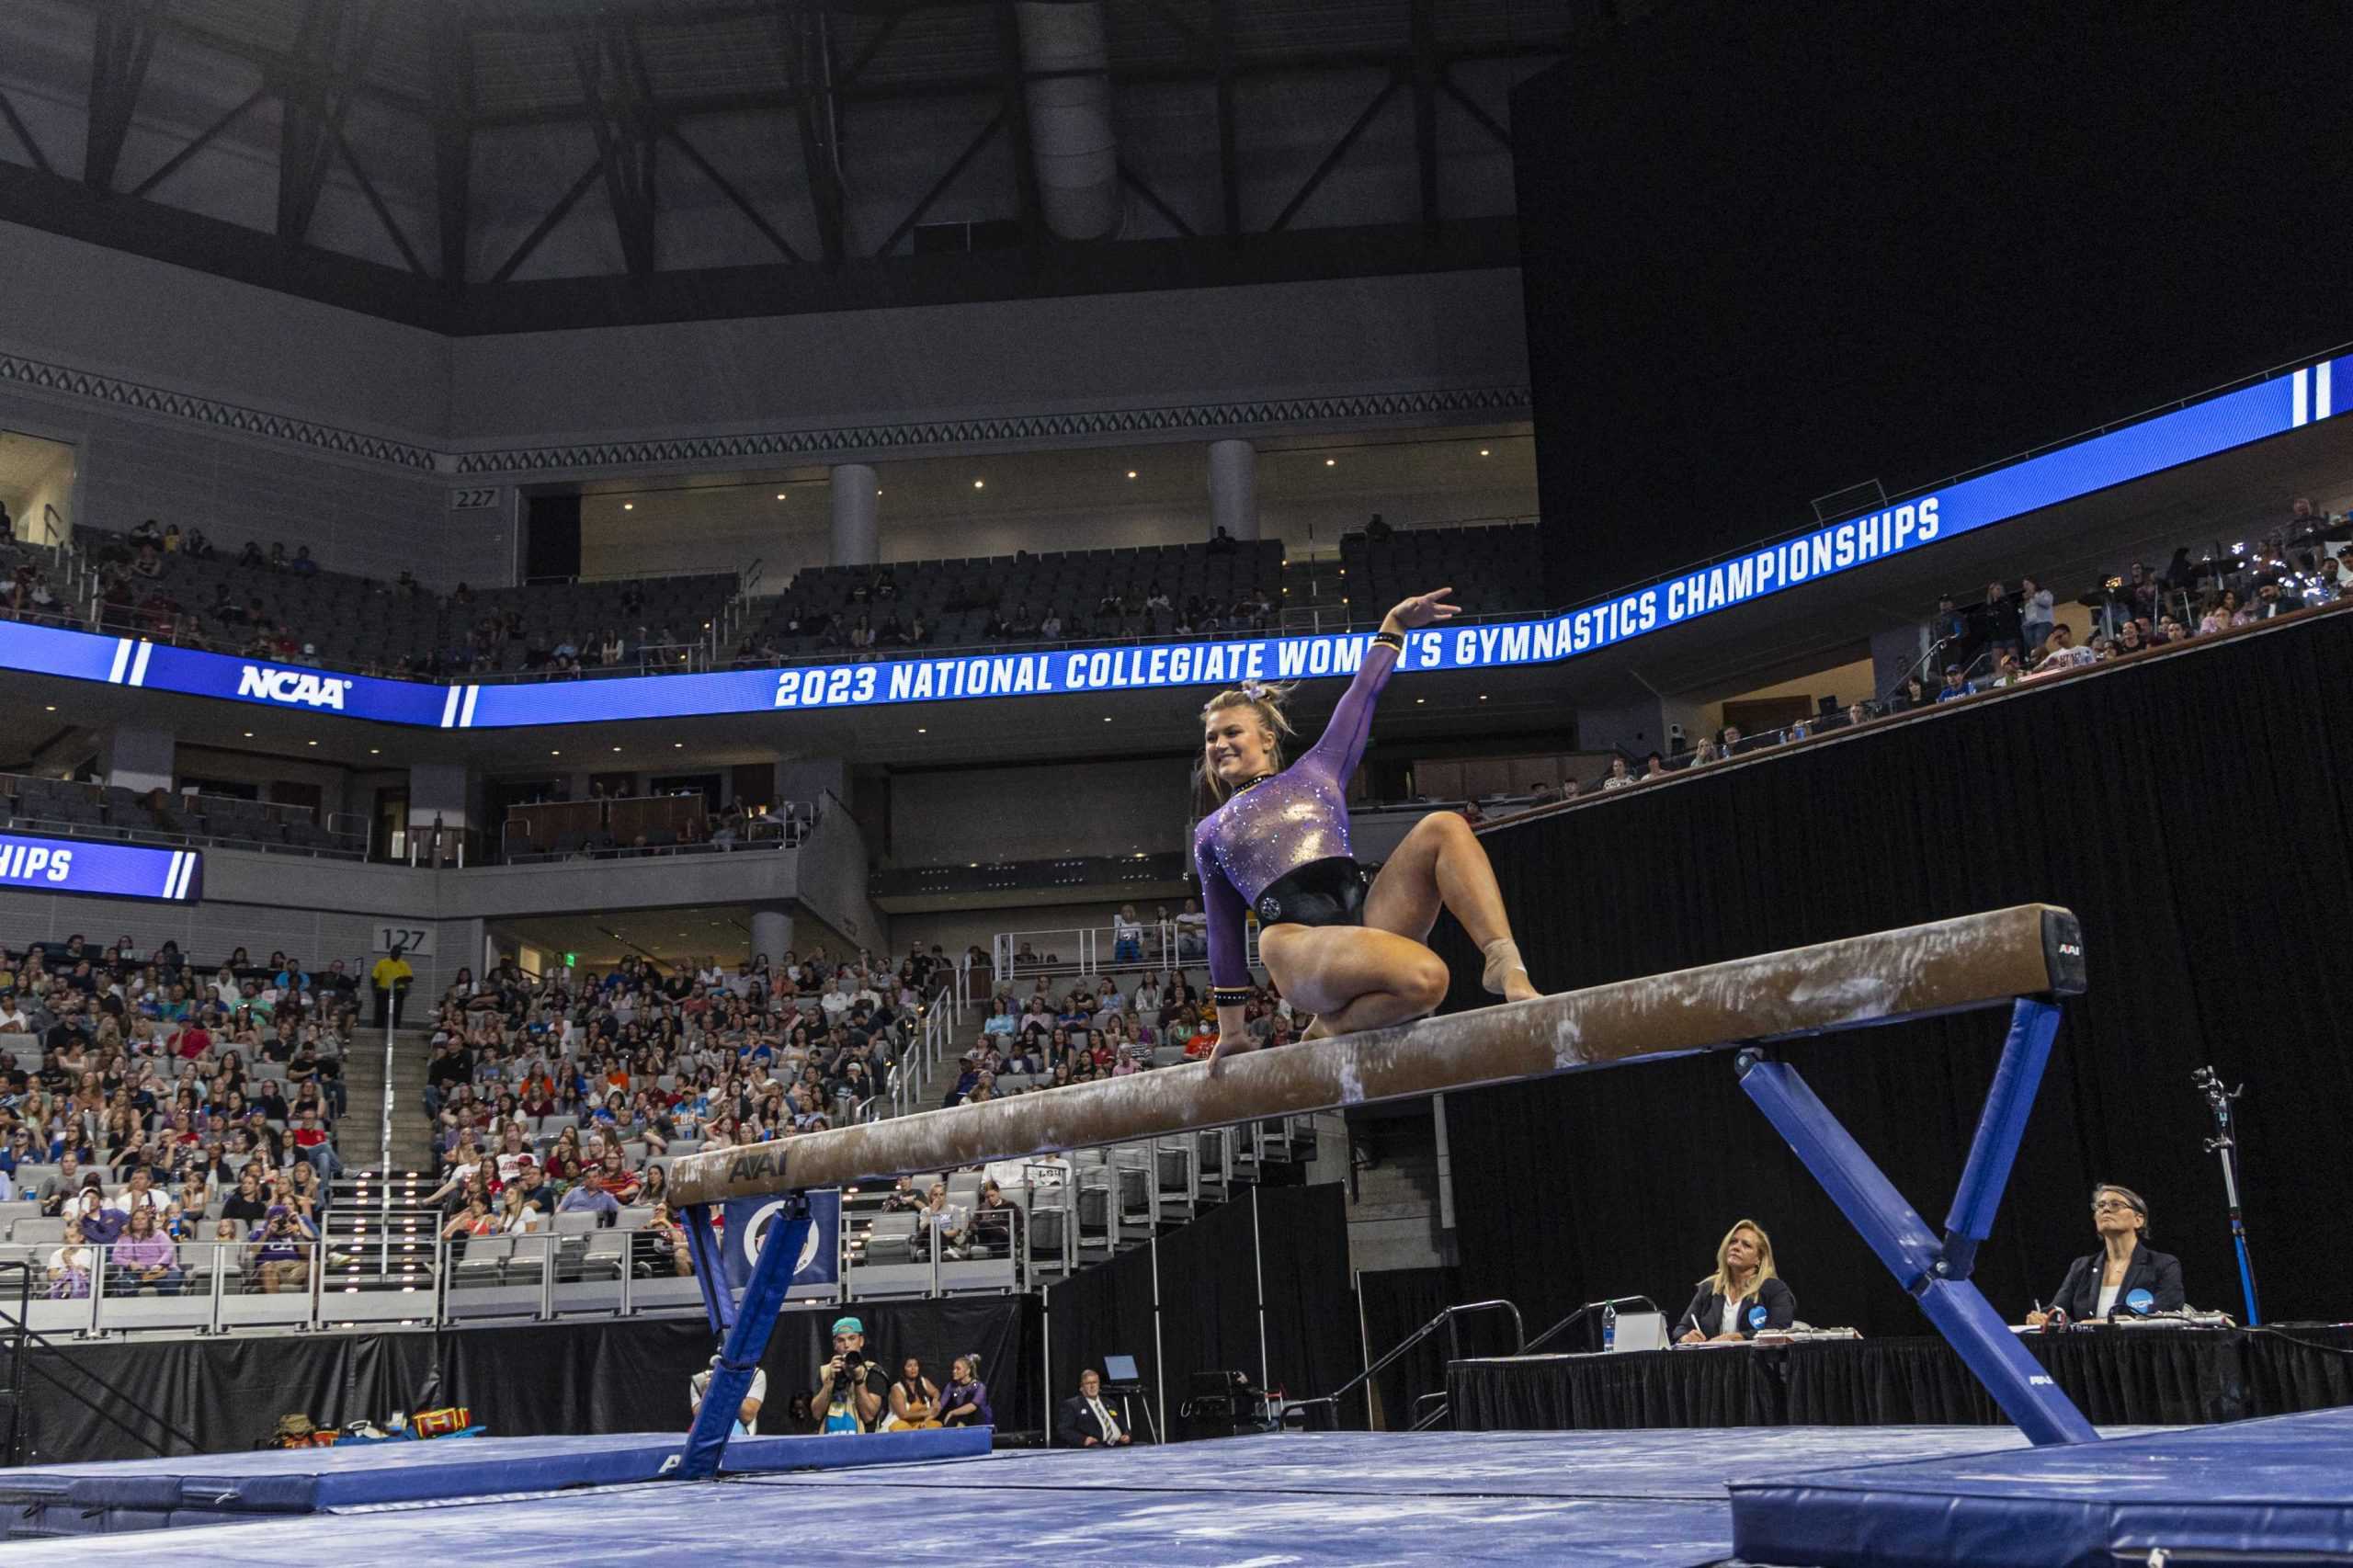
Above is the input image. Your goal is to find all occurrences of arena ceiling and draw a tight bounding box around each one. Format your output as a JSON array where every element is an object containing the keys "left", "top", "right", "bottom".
[{"left": 0, "top": 0, "right": 1634, "bottom": 333}]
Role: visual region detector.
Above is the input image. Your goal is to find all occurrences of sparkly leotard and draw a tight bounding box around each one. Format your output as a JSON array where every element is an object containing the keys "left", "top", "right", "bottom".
[{"left": 1193, "top": 641, "right": 1400, "bottom": 989}]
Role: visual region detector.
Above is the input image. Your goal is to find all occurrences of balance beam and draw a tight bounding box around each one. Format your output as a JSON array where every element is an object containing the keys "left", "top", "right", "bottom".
[{"left": 670, "top": 903, "right": 2082, "bottom": 1207}]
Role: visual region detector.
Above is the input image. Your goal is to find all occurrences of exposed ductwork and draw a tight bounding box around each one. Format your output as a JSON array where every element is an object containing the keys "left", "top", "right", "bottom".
[{"left": 1013, "top": 1, "right": 1124, "bottom": 242}]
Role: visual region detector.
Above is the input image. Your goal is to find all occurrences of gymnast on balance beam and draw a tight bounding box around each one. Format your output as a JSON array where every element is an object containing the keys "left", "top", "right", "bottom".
[{"left": 1195, "top": 586, "right": 1540, "bottom": 1075}]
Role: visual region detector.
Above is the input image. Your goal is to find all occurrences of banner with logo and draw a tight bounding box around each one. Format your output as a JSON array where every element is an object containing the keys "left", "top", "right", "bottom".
[
  {"left": 719, "top": 1188, "right": 839, "bottom": 1294},
  {"left": 0, "top": 832, "right": 201, "bottom": 903},
  {"left": 3, "top": 347, "right": 2340, "bottom": 731}
]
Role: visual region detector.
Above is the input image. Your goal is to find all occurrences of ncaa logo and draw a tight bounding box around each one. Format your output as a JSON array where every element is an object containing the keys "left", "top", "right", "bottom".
[
  {"left": 238, "top": 665, "right": 350, "bottom": 710},
  {"left": 1257, "top": 894, "right": 1282, "bottom": 921},
  {"left": 740, "top": 1200, "right": 825, "bottom": 1278}
]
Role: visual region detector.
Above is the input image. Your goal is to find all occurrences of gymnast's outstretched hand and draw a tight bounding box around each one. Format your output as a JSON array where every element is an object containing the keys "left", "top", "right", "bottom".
[
  {"left": 1206, "top": 1032, "right": 1255, "bottom": 1078},
  {"left": 1384, "top": 587, "right": 1460, "bottom": 631}
]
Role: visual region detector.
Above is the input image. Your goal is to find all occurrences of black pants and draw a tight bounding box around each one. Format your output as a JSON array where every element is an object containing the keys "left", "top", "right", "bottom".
[{"left": 372, "top": 983, "right": 407, "bottom": 1030}]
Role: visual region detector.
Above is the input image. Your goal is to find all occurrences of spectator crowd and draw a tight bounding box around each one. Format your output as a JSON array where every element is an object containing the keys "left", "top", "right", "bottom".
[
  {"left": 1508, "top": 494, "right": 2353, "bottom": 804},
  {"left": 418, "top": 943, "right": 963, "bottom": 1254},
  {"left": 0, "top": 934, "right": 355, "bottom": 1297}
]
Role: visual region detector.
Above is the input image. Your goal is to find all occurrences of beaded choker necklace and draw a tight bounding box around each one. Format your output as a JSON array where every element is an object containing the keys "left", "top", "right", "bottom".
[{"left": 1230, "top": 773, "right": 1276, "bottom": 797}]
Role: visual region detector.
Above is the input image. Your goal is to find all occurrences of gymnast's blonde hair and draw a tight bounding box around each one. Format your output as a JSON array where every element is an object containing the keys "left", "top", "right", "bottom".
[
  {"left": 1699, "top": 1218, "right": 1779, "bottom": 1299},
  {"left": 1196, "top": 680, "right": 1299, "bottom": 807}
]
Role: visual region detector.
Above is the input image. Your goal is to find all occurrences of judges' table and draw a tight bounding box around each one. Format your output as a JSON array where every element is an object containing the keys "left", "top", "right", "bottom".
[{"left": 1448, "top": 1325, "right": 2353, "bottom": 1431}]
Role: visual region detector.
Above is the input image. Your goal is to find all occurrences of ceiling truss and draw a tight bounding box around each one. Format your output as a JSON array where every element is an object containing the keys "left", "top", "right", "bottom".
[{"left": 0, "top": 0, "right": 1616, "bottom": 332}]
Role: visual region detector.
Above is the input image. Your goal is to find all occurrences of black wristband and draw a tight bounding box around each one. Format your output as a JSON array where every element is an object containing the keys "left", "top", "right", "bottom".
[
  {"left": 1211, "top": 985, "right": 1254, "bottom": 1007},
  {"left": 1370, "top": 631, "right": 1405, "bottom": 653}
]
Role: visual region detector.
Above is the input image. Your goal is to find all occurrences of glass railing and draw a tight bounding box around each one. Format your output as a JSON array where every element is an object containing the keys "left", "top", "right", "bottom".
[
  {"left": 988, "top": 919, "right": 1259, "bottom": 985},
  {"left": 0, "top": 1117, "right": 1322, "bottom": 1337}
]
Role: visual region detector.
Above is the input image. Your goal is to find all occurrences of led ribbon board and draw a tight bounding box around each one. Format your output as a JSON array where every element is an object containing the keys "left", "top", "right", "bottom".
[
  {"left": 0, "top": 832, "right": 202, "bottom": 903},
  {"left": 7, "top": 353, "right": 2341, "bottom": 727}
]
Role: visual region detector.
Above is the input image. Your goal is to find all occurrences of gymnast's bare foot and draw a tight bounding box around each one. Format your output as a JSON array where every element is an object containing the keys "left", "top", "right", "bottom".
[
  {"left": 1296, "top": 1016, "right": 1331, "bottom": 1042},
  {"left": 1207, "top": 1033, "right": 1255, "bottom": 1078},
  {"left": 1482, "top": 938, "right": 1540, "bottom": 1003}
]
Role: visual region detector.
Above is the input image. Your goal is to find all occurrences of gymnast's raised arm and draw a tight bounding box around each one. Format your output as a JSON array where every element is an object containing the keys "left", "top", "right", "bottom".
[{"left": 1297, "top": 588, "right": 1457, "bottom": 783}]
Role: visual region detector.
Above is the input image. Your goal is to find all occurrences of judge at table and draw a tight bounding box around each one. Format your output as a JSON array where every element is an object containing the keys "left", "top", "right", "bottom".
[
  {"left": 2026, "top": 1184, "right": 2185, "bottom": 1324},
  {"left": 1675, "top": 1219, "right": 1797, "bottom": 1343},
  {"left": 1057, "top": 1368, "right": 1133, "bottom": 1448}
]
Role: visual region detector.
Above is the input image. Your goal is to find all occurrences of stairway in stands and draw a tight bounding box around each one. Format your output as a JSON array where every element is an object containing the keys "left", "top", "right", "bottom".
[
  {"left": 322, "top": 1169, "right": 437, "bottom": 1296},
  {"left": 321, "top": 1028, "right": 442, "bottom": 1292},
  {"left": 382, "top": 1028, "right": 442, "bottom": 1174}
]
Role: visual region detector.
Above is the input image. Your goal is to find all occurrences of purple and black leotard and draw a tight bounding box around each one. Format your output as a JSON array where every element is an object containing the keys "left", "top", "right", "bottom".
[{"left": 1192, "top": 639, "right": 1400, "bottom": 994}]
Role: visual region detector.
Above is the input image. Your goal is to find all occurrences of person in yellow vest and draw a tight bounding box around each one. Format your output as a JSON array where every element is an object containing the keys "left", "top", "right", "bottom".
[{"left": 370, "top": 949, "right": 414, "bottom": 1029}]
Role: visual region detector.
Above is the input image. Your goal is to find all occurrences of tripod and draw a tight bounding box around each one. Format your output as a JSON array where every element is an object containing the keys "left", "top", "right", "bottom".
[{"left": 2192, "top": 1065, "right": 2259, "bottom": 1325}]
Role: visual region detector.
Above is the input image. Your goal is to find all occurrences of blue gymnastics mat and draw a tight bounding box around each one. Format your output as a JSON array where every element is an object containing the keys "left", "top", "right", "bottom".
[
  {"left": 0, "top": 1426, "right": 2089, "bottom": 1567},
  {"left": 0, "top": 1426, "right": 987, "bottom": 1538},
  {"left": 1730, "top": 1404, "right": 2353, "bottom": 1568}
]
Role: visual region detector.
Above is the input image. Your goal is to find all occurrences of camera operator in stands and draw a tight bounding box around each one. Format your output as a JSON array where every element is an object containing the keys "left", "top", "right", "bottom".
[
  {"left": 813, "top": 1314, "right": 889, "bottom": 1432},
  {"left": 2024, "top": 1184, "right": 2184, "bottom": 1324}
]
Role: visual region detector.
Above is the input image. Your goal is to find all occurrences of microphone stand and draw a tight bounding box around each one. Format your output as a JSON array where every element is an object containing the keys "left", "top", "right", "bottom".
[{"left": 2192, "top": 1065, "right": 2260, "bottom": 1325}]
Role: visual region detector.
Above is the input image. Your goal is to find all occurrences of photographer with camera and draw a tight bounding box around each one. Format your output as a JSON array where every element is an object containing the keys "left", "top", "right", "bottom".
[
  {"left": 690, "top": 1353, "right": 767, "bottom": 1437},
  {"left": 813, "top": 1314, "right": 888, "bottom": 1433}
]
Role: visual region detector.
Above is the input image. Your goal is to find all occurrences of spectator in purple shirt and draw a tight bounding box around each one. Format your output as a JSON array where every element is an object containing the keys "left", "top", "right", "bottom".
[
  {"left": 74, "top": 1187, "right": 124, "bottom": 1245},
  {"left": 112, "top": 1207, "right": 183, "bottom": 1295}
]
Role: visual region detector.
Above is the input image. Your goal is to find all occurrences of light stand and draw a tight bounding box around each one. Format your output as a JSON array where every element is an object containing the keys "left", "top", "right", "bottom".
[{"left": 2192, "top": 1065, "right": 2259, "bottom": 1325}]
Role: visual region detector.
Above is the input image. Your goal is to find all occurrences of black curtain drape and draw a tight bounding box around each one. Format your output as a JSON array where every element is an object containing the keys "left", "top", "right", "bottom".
[
  {"left": 1355, "top": 1267, "right": 1458, "bottom": 1430},
  {"left": 21, "top": 1298, "right": 1031, "bottom": 1463},
  {"left": 1431, "top": 613, "right": 2353, "bottom": 1341},
  {"left": 1252, "top": 1183, "right": 1356, "bottom": 1406},
  {"left": 1043, "top": 1184, "right": 1352, "bottom": 1437},
  {"left": 1448, "top": 1327, "right": 2353, "bottom": 1431}
]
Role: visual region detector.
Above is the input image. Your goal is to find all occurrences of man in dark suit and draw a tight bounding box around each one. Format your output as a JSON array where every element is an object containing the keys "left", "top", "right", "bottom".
[
  {"left": 1056, "top": 1369, "right": 1131, "bottom": 1448},
  {"left": 2028, "top": 1184, "right": 2186, "bottom": 1324}
]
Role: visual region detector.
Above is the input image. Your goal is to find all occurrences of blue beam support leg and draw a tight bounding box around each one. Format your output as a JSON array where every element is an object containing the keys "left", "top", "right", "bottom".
[
  {"left": 676, "top": 1196, "right": 813, "bottom": 1481},
  {"left": 1941, "top": 998, "right": 2063, "bottom": 1280},
  {"left": 1739, "top": 1051, "right": 2097, "bottom": 1447},
  {"left": 683, "top": 1203, "right": 734, "bottom": 1335}
]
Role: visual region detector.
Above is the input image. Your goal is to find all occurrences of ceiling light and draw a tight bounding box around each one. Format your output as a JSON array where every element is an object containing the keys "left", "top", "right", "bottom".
[
  {"left": 43, "top": 705, "right": 54, "bottom": 712},
  {"left": 1415, "top": 698, "right": 1426, "bottom": 704},
  {"left": 1479, "top": 695, "right": 1488, "bottom": 701},
  {"left": 673, "top": 742, "right": 683, "bottom": 748},
  {"left": 243, "top": 731, "right": 254, "bottom": 738},
  {"left": 306, "top": 739, "right": 319, "bottom": 746},
  {"left": 1324, "top": 458, "right": 1336, "bottom": 467},
  {"left": 916, "top": 727, "right": 927, "bottom": 734},
  {"left": 1103, "top": 716, "right": 1112, "bottom": 722},
  {"left": 875, "top": 488, "right": 883, "bottom": 496},
  {"left": 551, "top": 750, "right": 561, "bottom": 756},
  {"left": 776, "top": 494, "right": 788, "bottom": 501},
  {"left": 612, "top": 745, "right": 622, "bottom": 753},
  {"left": 1126, "top": 471, "right": 1138, "bottom": 480},
  {"left": 972, "top": 479, "right": 985, "bottom": 489},
  {"left": 622, "top": 503, "right": 634, "bottom": 511},
  {"left": 1479, "top": 449, "right": 1491, "bottom": 457},
  {"left": 369, "top": 748, "right": 380, "bottom": 755}
]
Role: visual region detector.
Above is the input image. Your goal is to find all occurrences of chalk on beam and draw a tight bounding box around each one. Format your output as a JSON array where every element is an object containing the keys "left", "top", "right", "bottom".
[{"left": 670, "top": 903, "right": 2082, "bottom": 1207}]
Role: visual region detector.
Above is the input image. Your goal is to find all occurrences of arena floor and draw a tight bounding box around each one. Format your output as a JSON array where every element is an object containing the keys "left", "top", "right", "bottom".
[{"left": 0, "top": 1423, "right": 2228, "bottom": 1568}]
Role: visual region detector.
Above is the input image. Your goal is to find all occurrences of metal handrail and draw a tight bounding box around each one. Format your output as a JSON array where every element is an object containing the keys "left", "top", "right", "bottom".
[
  {"left": 1523, "top": 1294, "right": 1663, "bottom": 1357},
  {"left": 0, "top": 1256, "right": 202, "bottom": 1457},
  {"left": 1291, "top": 1298, "right": 1523, "bottom": 1428}
]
